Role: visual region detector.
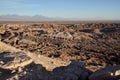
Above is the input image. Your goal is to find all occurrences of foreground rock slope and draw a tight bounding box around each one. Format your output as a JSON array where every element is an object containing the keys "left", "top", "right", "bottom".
[{"left": 0, "top": 22, "right": 120, "bottom": 80}]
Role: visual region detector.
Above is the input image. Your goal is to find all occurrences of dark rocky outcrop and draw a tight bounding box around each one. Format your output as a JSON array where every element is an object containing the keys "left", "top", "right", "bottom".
[{"left": 89, "top": 65, "right": 120, "bottom": 80}]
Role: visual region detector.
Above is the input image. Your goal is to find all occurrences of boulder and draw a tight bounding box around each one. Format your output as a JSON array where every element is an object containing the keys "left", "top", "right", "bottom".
[
  {"left": 89, "top": 65, "right": 120, "bottom": 80},
  {"left": 0, "top": 51, "right": 33, "bottom": 69}
]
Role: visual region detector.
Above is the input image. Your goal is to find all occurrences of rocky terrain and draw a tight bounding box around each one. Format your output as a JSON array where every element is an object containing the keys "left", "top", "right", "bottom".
[{"left": 0, "top": 22, "right": 120, "bottom": 80}]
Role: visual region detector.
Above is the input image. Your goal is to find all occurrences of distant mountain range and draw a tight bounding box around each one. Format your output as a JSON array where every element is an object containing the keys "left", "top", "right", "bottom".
[
  {"left": 0, "top": 15, "right": 120, "bottom": 21},
  {"left": 0, "top": 15, "right": 75, "bottom": 21}
]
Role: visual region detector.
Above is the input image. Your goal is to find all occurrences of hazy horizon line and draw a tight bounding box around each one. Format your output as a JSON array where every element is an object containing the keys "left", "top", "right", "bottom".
[{"left": 0, "top": 14, "right": 120, "bottom": 21}]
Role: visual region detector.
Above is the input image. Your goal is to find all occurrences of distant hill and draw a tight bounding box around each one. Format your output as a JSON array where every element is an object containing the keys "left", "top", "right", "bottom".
[
  {"left": 0, "top": 15, "right": 53, "bottom": 21},
  {"left": 0, "top": 15, "right": 120, "bottom": 22},
  {"left": 0, "top": 15, "right": 75, "bottom": 21}
]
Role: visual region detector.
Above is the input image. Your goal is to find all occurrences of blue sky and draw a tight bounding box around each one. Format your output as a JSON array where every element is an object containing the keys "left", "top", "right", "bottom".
[{"left": 0, "top": 0, "right": 120, "bottom": 20}]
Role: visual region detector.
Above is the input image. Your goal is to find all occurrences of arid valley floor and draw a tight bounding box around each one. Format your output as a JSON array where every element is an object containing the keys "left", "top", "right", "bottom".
[{"left": 0, "top": 22, "right": 120, "bottom": 80}]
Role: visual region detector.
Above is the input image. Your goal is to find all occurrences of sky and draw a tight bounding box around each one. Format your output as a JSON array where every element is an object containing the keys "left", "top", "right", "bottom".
[{"left": 0, "top": 0, "right": 120, "bottom": 20}]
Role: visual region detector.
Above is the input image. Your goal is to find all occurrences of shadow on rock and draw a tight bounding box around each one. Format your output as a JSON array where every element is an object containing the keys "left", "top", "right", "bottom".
[
  {"left": 20, "top": 61, "right": 92, "bottom": 80},
  {"left": 0, "top": 68, "right": 16, "bottom": 80}
]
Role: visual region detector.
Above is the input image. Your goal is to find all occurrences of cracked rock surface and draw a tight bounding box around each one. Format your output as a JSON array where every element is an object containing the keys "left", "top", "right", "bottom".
[{"left": 0, "top": 22, "right": 120, "bottom": 80}]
